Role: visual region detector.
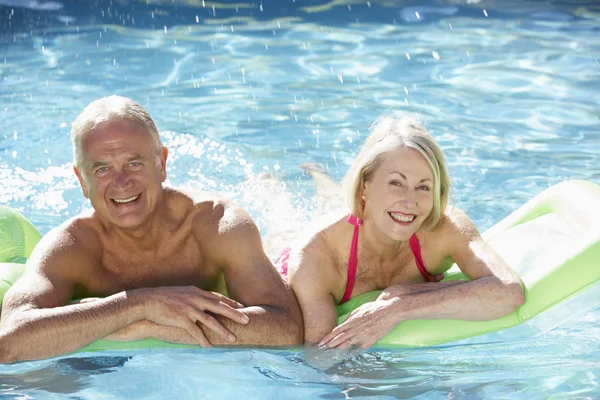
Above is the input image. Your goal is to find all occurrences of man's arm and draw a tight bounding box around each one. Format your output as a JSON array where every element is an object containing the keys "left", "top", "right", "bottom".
[
  {"left": 0, "top": 228, "right": 247, "bottom": 362},
  {"left": 0, "top": 229, "right": 146, "bottom": 362},
  {"left": 199, "top": 206, "right": 303, "bottom": 346}
]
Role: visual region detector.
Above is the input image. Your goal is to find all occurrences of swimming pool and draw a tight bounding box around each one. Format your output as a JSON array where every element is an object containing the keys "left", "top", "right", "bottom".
[{"left": 1, "top": 0, "right": 599, "bottom": 398}]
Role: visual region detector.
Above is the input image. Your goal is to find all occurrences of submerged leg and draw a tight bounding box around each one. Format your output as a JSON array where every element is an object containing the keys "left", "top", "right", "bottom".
[{"left": 300, "top": 163, "right": 344, "bottom": 208}]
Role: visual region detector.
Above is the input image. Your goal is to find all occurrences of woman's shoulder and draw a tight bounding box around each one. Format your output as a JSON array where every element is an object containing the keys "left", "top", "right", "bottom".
[
  {"left": 425, "top": 206, "right": 482, "bottom": 253},
  {"left": 287, "top": 211, "right": 352, "bottom": 273}
]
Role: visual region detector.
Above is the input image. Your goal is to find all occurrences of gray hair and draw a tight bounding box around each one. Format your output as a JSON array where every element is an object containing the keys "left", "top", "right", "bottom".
[
  {"left": 342, "top": 115, "right": 451, "bottom": 231},
  {"left": 71, "top": 95, "right": 163, "bottom": 168}
]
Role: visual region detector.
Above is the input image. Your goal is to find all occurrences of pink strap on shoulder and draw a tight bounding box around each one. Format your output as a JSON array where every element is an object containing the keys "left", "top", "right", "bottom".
[
  {"left": 409, "top": 234, "right": 435, "bottom": 282},
  {"left": 342, "top": 215, "right": 363, "bottom": 303}
]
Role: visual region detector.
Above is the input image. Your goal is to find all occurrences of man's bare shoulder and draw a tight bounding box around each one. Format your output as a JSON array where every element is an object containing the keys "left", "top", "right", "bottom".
[
  {"left": 166, "top": 187, "right": 242, "bottom": 237},
  {"left": 27, "top": 211, "right": 101, "bottom": 275}
]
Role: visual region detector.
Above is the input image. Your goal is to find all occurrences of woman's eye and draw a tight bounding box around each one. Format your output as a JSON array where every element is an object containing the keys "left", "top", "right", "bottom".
[
  {"left": 390, "top": 180, "right": 403, "bottom": 187},
  {"left": 418, "top": 185, "right": 431, "bottom": 191}
]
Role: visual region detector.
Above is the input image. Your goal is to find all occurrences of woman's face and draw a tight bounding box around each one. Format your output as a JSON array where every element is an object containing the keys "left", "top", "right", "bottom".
[{"left": 363, "top": 146, "right": 435, "bottom": 242}]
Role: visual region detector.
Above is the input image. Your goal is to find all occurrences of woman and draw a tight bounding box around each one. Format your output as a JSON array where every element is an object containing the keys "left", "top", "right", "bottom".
[{"left": 276, "top": 115, "right": 525, "bottom": 349}]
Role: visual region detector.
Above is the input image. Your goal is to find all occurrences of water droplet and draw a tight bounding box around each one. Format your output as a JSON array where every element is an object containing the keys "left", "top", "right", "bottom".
[
  {"left": 196, "top": 15, "right": 199, "bottom": 23},
  {"left": 415, "top": 11, "right": 420, "bottom": 19},
  {"left": 338, "top": 75, "right": 344, "bottom": 84},
  {"left": 164, "top": 26, "right": 167, "bottom": 33},
  {"left": 432, "top": 51, "right": 440, "bottom": 60},
  {"left": 483, "top": 9, "right": 488, "bottom": 17},
  {"left": 406, "top": 53, "right": 411, "bottom": 60}
]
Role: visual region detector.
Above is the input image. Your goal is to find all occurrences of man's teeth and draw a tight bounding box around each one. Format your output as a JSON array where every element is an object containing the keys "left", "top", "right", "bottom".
[
  {"left": 113, "top": 195, "right": 140, "bottom": 204},
  {"left": 389, "top": 212, "right": 415, "bottom": 223}
]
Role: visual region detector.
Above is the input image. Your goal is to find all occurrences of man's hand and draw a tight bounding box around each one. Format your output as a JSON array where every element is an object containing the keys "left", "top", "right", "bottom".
[{"left": 135, "top": 286, "right": 250, "bottom": 347}]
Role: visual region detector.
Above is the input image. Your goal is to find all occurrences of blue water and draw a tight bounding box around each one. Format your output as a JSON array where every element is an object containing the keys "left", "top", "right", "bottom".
[{"left": 1, "top": 0, "right": 600, "bottom": 398}]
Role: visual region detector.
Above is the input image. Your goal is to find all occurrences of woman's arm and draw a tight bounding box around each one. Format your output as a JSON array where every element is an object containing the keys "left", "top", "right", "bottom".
[
  {"left": 287, "top": 242, "right": 340, "bottom": 345},
  {"left": 319, "top": 208, "right": 525, "bottom": 349}
]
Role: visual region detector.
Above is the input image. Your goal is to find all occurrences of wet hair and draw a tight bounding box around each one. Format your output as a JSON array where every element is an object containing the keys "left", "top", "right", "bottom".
[
  {"left": 70, "top": 95, "right": 163, "bottom": 168},
  {"left": 342, "top": 115, "right": 451, "bottom": 231}
]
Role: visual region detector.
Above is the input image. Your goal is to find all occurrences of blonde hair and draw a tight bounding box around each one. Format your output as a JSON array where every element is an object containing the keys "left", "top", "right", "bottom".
[
  {"left": 70, "top": 95, "right": 163, "bottom": 168},
  {"left": 342, "top": 115, "right": 451, "bottom": 231}
]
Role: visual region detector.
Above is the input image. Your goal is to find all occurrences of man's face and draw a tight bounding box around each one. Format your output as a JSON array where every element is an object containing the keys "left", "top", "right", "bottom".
[{"left": 74, "top": 119, "right": 167, "bottom": 230}]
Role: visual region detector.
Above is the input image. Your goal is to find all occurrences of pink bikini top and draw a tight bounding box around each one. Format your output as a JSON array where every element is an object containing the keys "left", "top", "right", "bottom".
[{"left": 341, "top": 214, "right": 436, "bottom": 304}]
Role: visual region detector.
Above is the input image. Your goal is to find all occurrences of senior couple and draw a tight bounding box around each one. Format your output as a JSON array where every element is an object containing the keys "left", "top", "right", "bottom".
[{"left": 0, "top": 96, "right": 525, "bottom": 363}]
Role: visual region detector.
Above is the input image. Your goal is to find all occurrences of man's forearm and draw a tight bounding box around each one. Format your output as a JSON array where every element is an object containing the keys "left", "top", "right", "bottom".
[
  {"left": 105, "top": 320, "right": 198, "bottom": 345},
  {"left": 203, "top": 305, "right": 303, "bottom": 346},
  {"left": 0, "top": 291, "right": 144, "bottom": 363}
]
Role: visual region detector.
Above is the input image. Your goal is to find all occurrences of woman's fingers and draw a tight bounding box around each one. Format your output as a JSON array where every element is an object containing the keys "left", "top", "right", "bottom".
[{"left": 318, "top": 322, "right": 351, "bottom": 347}]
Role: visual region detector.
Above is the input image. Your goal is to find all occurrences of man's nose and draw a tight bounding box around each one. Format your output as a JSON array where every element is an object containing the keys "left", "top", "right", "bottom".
[{"left": 112, "top": 169, "right": 132, "bottom": 188}]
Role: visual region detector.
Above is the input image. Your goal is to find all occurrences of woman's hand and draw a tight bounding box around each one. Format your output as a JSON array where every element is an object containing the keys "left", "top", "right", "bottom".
[{"left": 317, "top": 298, "right": 401, "bottom": 349}]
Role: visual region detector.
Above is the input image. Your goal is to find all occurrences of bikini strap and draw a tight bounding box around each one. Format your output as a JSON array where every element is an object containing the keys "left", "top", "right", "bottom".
[
  {"left": 342, "top": 215, "right": 363, "bottom": 303},
  {"left": 409, "top": 234, "right": 435, "bottom": 282}
]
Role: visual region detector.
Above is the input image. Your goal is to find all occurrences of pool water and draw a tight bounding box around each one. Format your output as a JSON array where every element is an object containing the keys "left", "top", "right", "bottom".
[{"left": 1, "top": 0, "right": 599, "bottom": 398}]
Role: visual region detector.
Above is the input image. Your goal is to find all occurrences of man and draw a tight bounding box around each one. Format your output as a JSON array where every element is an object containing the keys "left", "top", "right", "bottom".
[{"left": 0, "top": 96, "right": 303, "bottom": 363}]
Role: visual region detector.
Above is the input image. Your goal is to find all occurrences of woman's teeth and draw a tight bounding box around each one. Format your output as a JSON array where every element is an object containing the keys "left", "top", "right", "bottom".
[{"left": 389, "top": 212, "right": 415, "bottom": 222}]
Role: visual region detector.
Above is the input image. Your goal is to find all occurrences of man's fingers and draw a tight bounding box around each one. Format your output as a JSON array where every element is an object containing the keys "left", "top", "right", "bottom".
[
  {"left": 181, "top": 319, "right": 212, "bottom": 347},
  {"left": 194, "top": 312, "right": 237, "bottom": 343},
  {"left": 196, "top": 299, "right": 249, "bottom": 325},
  {"left": 205, "top": 292, "right": 245, "bottom": 309}
]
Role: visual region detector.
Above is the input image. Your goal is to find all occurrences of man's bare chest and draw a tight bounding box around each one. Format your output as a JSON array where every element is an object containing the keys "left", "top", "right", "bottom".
[{"left": 77, "top": 237, "right": 222, "bottom": 297}]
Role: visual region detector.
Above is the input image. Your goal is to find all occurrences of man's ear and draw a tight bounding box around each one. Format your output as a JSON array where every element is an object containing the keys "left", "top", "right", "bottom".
[
  {"left": 73, "top": 165, "right": 89, "bottom": 198},
  {"left": 160, "top": 146, "right": 168, "bottom": 182}
]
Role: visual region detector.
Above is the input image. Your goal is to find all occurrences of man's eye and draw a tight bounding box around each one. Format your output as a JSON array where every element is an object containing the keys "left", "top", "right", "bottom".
[{"left": 95, "top": 167, "right": 109, "bottom": 176}]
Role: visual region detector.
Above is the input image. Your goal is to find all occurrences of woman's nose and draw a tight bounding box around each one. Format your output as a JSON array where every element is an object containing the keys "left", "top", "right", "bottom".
[{"left": 399, "top": 188, "right": 417, "bottom": 208}]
